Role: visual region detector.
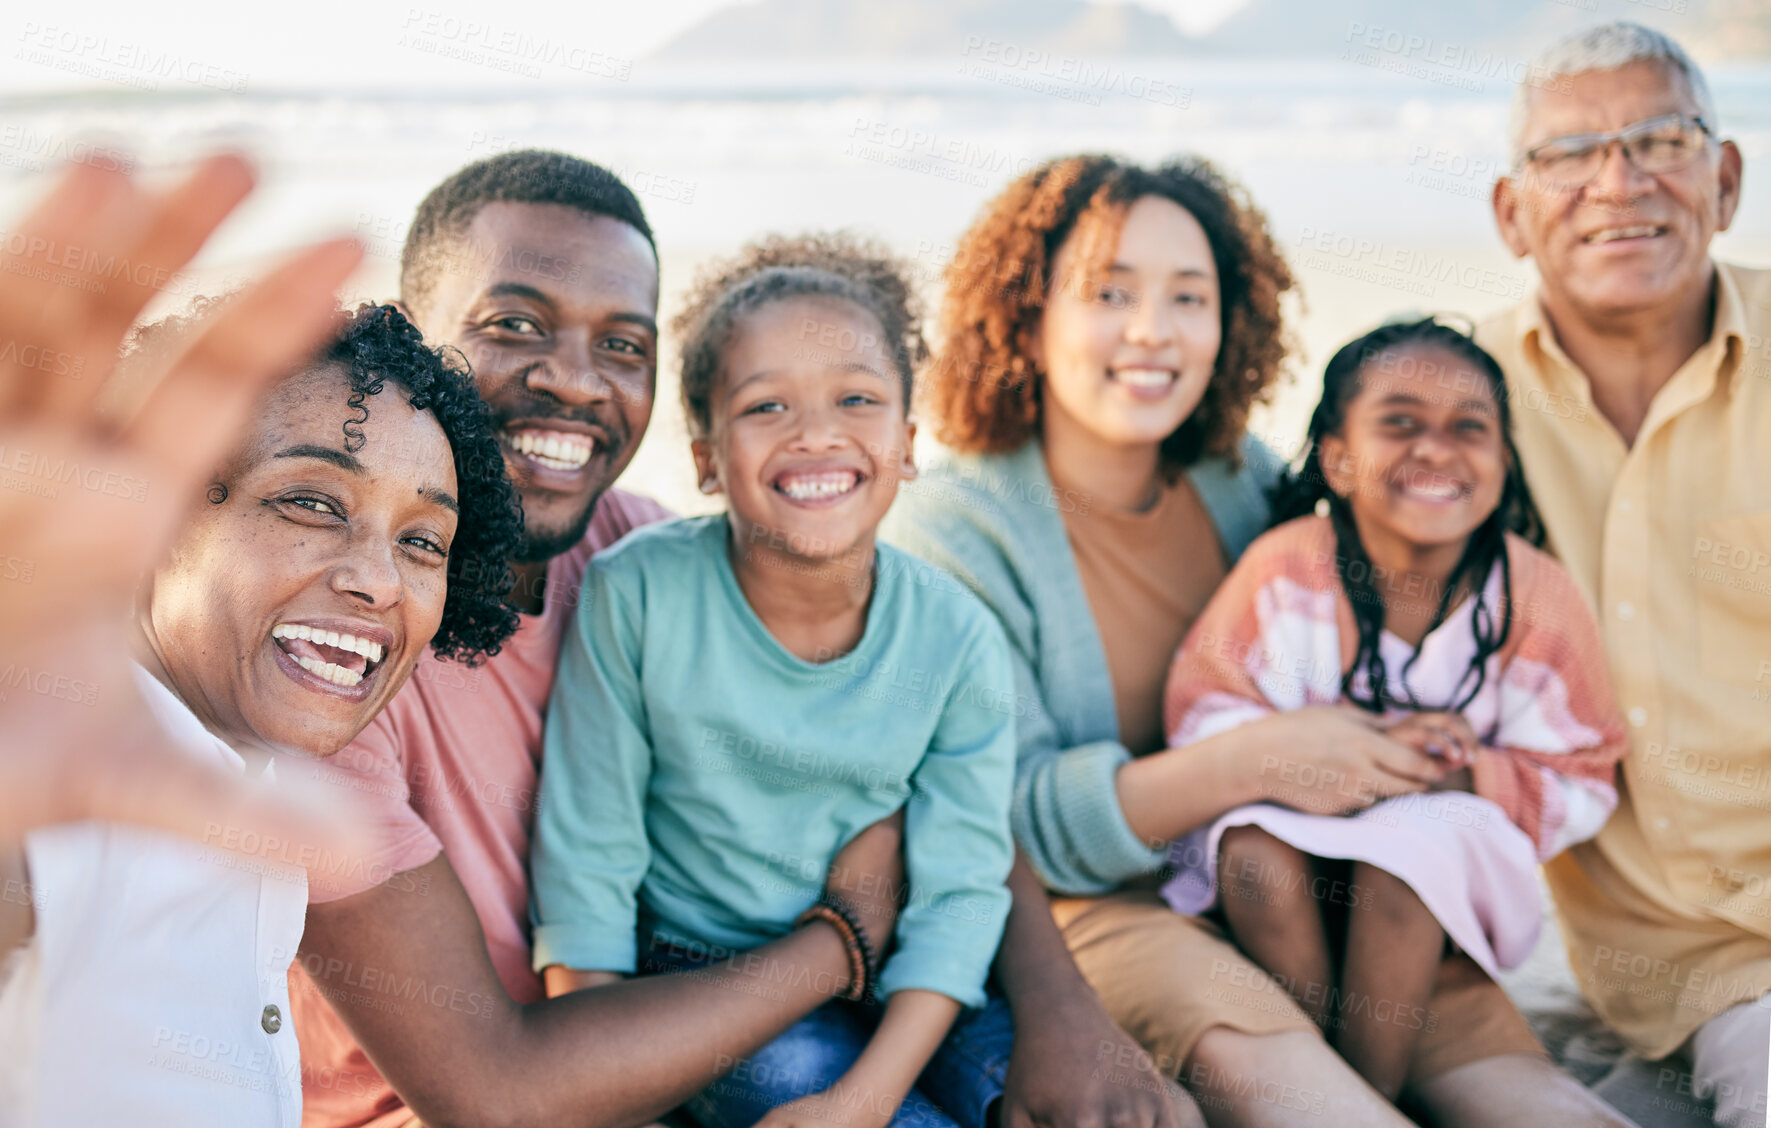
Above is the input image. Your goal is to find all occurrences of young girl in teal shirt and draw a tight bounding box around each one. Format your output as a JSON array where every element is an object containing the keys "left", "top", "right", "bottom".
[{"left": 531, "top": 235, "right": 1017, "bottom": 1128}]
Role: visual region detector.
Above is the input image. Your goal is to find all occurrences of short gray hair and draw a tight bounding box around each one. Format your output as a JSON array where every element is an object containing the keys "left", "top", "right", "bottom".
[{"left": 1509, "top": 22, "right": 1718, "bottom": 164}]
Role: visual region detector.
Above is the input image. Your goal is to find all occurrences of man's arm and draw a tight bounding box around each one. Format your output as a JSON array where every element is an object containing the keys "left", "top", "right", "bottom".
[
  {"left": 301, "top": 814, "right": 905, "bottom": 1128},
  {"left": 992, "top": 853, "right": 1197, "bottom": 1128}
]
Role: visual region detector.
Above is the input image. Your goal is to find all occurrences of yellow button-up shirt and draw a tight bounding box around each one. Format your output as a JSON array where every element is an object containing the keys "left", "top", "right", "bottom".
[{"left": 1478, "top": 261, "right": 1771, "bottom": 1058}]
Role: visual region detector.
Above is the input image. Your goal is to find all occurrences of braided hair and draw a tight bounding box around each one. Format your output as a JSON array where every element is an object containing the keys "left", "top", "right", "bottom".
[{"left": 1270, "top": 317, "right": 1544, "bottom": 714}]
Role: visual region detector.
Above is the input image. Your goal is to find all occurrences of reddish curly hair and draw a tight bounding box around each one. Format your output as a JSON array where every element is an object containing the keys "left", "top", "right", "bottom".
[{"left": 924, "top": 154, "right": 1295, "bottom": 472}]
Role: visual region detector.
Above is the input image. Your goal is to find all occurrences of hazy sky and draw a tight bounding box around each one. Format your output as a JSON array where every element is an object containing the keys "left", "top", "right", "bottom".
[{"left": 1, "top": 0, "right": 1250, "bottom": 94}]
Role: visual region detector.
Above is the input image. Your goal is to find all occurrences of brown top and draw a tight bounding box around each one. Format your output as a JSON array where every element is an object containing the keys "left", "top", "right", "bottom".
[{"left": 1055, "top": 466, "right": 1229, "bottom": 756}]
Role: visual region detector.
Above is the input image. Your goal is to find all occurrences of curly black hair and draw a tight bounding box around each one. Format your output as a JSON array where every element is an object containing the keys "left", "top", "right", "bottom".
[
  {"left": 126, "top": 301, "right": 524, "bottom": 665},
  {"left": 400, "top": 149, "right": 655, "bottom": 314},
  {"left": 1270, "top": 317, "right": 1544, "bottom": 714},
  {"left": 323, "top": 303, "right": 524, "bottom": 664}
]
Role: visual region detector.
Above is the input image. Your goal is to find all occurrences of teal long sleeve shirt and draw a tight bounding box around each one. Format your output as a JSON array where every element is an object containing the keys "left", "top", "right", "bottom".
[{"left": 530, "top": 515, "right": 1017, "bottom": 1007}]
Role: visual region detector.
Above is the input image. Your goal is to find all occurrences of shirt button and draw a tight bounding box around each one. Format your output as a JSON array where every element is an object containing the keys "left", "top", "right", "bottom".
[
  {"left": 1653, "top": 817, "right": 1670, "bottom": 831},
  {"left": 1617, "top": 499, "right": 1633, "bottom": 515},
  {"left": 1617, "top": 602, "right": 1636, "bottom": 621},
  {"left": 261, "top": 1004, "right": 282, "bottom": 1034},
  {"left": 1627, "top": 707, "right": 1648, "bottom": 727}
]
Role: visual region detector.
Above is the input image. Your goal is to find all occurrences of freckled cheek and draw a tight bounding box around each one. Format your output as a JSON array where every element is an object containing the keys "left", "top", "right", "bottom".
[
  {"left": 403, "top": 575, "right": 449, "bottom": 640},
  {"left": 407, "top": 563, "right": 450, "bottom": 603},
  {"left": 220, "top": 525, "right": 316, "bottom": 599},
  {"left": 263, "top": 539, "right": 336, "bottom": 596}
]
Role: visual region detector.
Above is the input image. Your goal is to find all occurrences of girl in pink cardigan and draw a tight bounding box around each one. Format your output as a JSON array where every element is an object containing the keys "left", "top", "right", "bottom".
[{"left": 1160, "top": 318, "right": 1626, "bottom": 1101}]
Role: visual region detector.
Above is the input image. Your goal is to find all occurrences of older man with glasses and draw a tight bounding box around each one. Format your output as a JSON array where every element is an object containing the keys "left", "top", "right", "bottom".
[{"left": 1477, "top": 21, "right": 1767, "bottom": 1128}]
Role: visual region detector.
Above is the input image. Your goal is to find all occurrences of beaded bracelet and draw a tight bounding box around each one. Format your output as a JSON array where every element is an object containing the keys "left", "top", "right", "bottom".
[{"left": 795, "top": 895, "right": 879, "bottom": 1003}]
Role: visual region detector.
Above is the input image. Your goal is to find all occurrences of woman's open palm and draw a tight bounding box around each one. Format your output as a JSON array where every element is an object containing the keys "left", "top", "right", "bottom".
[{"left": 0, "top": 154, "right": 363, "bottom": 849}]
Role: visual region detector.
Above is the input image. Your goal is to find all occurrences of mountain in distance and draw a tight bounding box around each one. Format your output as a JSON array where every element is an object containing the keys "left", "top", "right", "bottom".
[
  {"left": 1200, "top": 0, "right": 1553, "bottom": 56},
  {"left": 649, "top": 0, "right": 1771, "bottom": 61},
  {"left": 1204, "top": 0, "right": 1769, "bottom": 61},
  {"left": 650, "top": 0, "right": 1199, "bottom": 59}
]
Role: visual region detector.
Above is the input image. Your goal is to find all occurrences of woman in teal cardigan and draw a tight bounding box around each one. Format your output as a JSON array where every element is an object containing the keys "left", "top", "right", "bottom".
[{"left": 884, "top": 155, "right": 1631, "bottom": 1128}]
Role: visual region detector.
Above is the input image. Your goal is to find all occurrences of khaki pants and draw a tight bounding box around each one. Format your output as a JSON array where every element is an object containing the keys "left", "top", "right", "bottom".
[{"left": 1052, "top": 888, "right": 1547, "bottom": 1087}]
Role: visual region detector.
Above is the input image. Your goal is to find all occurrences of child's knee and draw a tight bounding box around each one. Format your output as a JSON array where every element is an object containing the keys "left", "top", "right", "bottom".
[
  {"left": 1217, "top": 827, "right": 1308, "bottom": 906},
  {"left": 1219, "top": 826, "right": 1298, "bottom": 878},
  {"left": 1348, "top": 863, "right": 1431, "bottom": 926}
]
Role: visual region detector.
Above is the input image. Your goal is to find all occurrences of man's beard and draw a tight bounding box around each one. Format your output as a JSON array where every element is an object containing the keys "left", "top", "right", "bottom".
[{"left": 513, "top": 490, "right": 605, "bottom": 564}]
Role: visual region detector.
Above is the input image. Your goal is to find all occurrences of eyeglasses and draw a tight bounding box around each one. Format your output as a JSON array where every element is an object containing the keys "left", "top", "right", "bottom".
[{"left": 1521, "top": 113, "right": 1712, "bottom": 188}]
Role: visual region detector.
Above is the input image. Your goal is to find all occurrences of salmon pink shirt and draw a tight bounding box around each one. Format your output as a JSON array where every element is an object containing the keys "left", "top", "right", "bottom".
[{"left": 292, "top": 489, "right": 669, "bottom": 1128}]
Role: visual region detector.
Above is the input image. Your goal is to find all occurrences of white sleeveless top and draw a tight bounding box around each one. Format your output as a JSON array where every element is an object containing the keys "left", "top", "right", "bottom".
[{"left": 0, "top": 666, "right": 307, "bottom": 1127}]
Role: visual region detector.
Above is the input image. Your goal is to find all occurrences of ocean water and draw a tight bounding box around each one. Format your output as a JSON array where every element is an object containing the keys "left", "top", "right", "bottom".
[{"left": 4, "top": 60, "right": 1766, "bottom": 512}]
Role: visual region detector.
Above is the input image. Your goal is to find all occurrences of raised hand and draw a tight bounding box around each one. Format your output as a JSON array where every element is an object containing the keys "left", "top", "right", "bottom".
[{"left": 0, "top": 154, "right": 363, "bottom": 848}]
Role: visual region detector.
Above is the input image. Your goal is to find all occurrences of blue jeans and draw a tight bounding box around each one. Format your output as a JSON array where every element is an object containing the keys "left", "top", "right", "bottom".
[{"left": 644, "top": 943, "right": 1012, "bottom": 1128}]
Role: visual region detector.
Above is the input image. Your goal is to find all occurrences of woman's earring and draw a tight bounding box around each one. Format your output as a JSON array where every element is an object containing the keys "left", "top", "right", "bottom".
[{"left": 698, "top": 476, "right": 719, "bottom": 495}]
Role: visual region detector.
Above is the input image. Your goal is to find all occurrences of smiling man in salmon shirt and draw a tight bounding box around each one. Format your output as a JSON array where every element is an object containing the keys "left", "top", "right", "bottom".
[
  {"left": 1477, "top": 22, "right": 1768, "bottom": 1128},
  {"left": 285, "top": 150, "right": 912, "bottom": 1128}
]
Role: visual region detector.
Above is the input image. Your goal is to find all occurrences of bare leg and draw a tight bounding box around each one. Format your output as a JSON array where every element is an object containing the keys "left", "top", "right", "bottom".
[
  {"left": 1185, "top": 1027, "right": 1418, "bottom": 1127},
  {"left": 1410, "top": 1053, "right": 1643, "bottom": 1127},
  {"left": 1337, "top": 863, "right": 1441, "bottom": 1102},
  {"left": 1217, "top": 827, "right": 1335, "bottom": 1031}
]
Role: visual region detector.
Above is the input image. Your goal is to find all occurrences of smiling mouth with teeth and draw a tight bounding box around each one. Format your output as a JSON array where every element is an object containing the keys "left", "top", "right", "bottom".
[
  {"left": 271, "top": 624, "right": 385, "bottom": 689},
  {"left": 1398, "top": 479, "right": 1468, "bottom": 502},
  {"left": 775, "top": 470, "right": 861, "bottom": 501},
  {"left": 1584, "top": 225, "right": 1666, "bottom": 244},
  {"left": 507, "top": 428, "right": 598, "bottom": 472},
  {"left": 1112, "top": 367, "right": 1177, "bottom": 390}
]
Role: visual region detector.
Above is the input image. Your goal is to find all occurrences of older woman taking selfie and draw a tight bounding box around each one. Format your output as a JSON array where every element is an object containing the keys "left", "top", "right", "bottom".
[{"left": 0, "top": 153, "right": 526, "bottom": 1122}]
